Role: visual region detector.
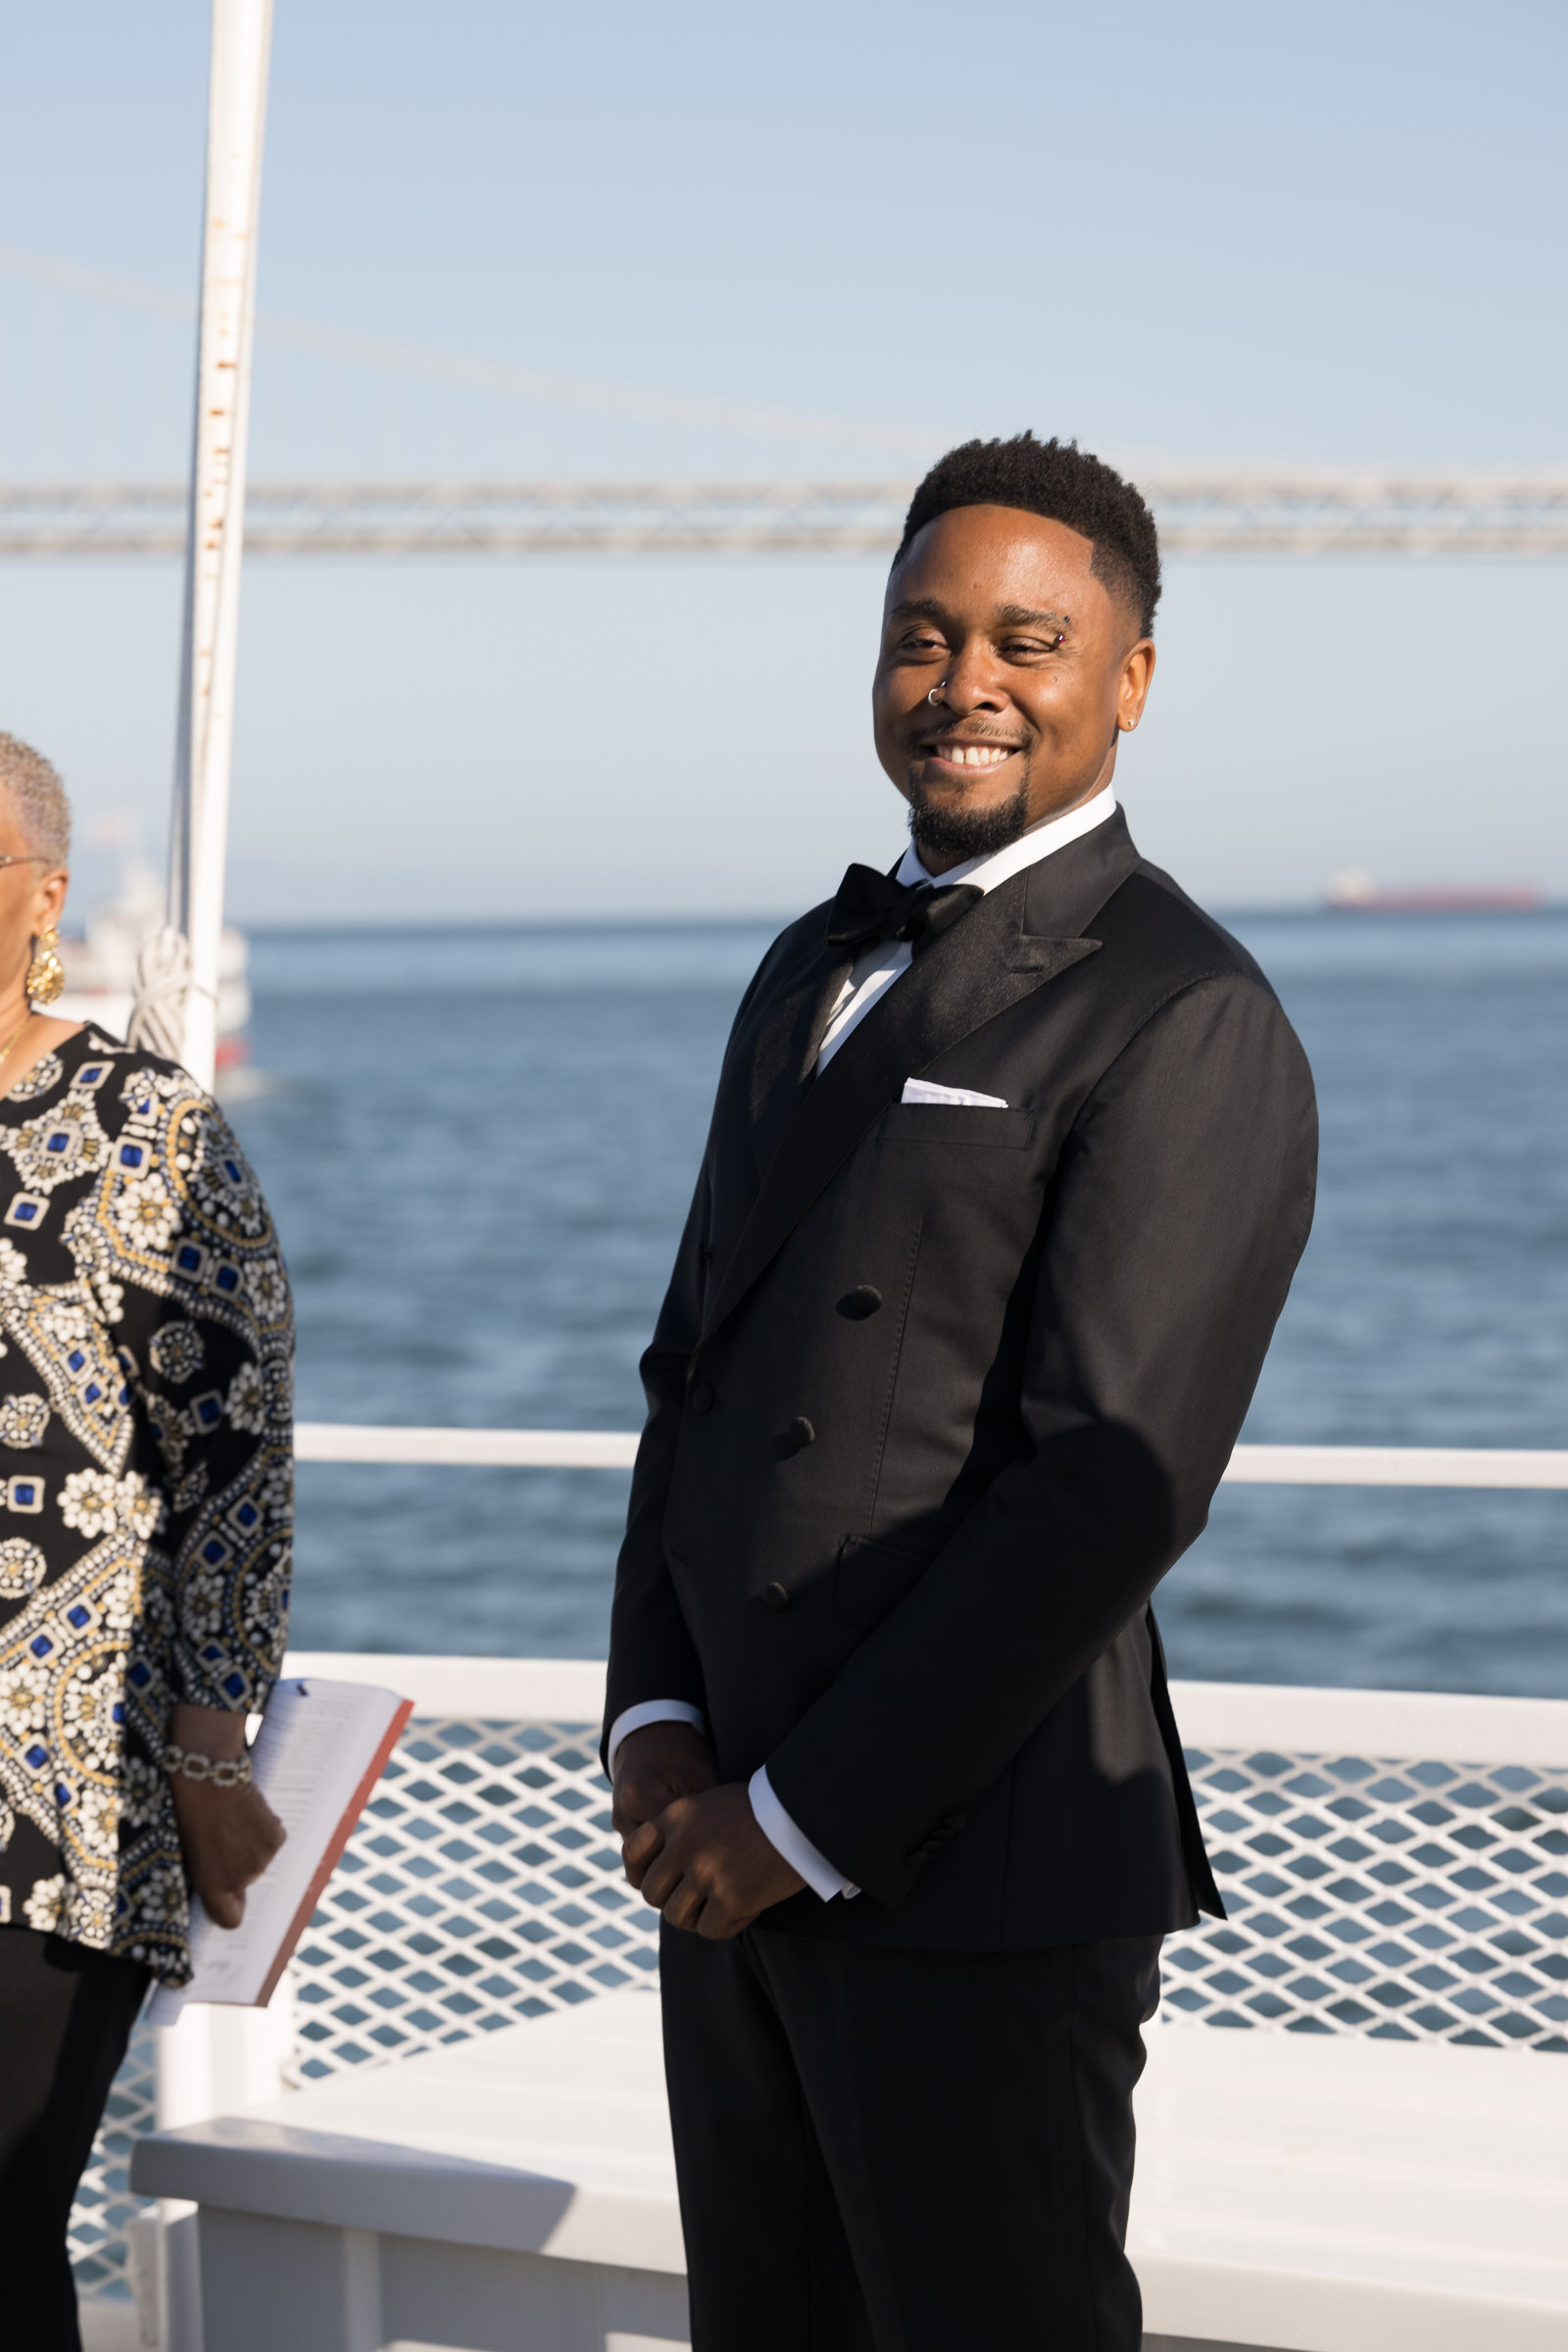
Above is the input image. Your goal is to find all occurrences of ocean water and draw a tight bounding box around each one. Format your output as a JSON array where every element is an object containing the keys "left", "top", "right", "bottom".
[{"left": 227, "top": 910, "right": 1568, "bottom": 1698}]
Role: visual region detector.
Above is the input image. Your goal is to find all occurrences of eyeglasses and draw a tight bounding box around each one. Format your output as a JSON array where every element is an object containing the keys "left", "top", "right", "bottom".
[{"left": 0, "top": 856, "right": 49, "bottom": 871}]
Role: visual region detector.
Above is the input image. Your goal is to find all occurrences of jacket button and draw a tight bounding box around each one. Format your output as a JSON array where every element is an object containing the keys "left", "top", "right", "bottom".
[
  {"left": 837, "top": 1285, "right": 883, "bottom": 1319},
  {"left": 690, "top": 1382, "right": 714, "bottom": 1414},
  {"left": 762, "top": 1581, "right": 791, "bottom": 1612},
  {"left": 788, "top": 1415, "right": 815, "bottom": 1448}
]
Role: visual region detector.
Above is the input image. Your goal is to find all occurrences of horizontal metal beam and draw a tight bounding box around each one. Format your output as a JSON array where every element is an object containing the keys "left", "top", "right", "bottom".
[
  {"left": 292, "top": 1424, "right": 1568, "bottom": 1487},
  {"left": 5, "top": 474, "right": 1568, "bottom": 559},
  {"left": 295, "top": 1422, "right": 639, "bottom": 1468},
  {"left": 1220, "top": 1444, "right": 1568, "bottom": 1490},
  {"left": 274, "top": 1649, "right": 1568, "bottom": 1764}
]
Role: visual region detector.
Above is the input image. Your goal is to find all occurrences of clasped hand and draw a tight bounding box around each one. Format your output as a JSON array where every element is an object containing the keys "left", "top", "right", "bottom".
[{"left": 612, "top": 1721, "right": 804, "bottom": 1938}]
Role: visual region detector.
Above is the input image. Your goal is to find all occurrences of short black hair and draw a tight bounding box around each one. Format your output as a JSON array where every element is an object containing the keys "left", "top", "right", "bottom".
[{"left": 895, "top": 432, "right": 1161, "bottom": 638}]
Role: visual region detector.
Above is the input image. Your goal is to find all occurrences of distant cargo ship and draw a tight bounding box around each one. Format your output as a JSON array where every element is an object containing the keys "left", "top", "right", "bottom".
[{"left": 1326, "top": 868, "right": 1545, "bottom": 913}]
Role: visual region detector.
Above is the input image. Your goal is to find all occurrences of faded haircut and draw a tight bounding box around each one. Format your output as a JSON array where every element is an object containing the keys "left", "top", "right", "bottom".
[
  {"left": 897, "top": 432, "right": 1162, "bottom": 639},
  {"left": 0, "top": 732, "right": 72, "bottom": 867}
]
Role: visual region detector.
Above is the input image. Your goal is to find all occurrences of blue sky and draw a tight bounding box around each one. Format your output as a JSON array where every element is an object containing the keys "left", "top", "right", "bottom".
[{"left": 0, "top": 0, "right": 1563, "bottom": 919}]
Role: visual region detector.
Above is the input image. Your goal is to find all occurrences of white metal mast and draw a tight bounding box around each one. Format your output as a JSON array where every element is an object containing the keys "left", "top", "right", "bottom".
[
  {"left": 141, "top": 18, "right": 283, "bottom": 2308},
  {"left": 129, "top": 0, "right": 273, "bottom": 1091}
]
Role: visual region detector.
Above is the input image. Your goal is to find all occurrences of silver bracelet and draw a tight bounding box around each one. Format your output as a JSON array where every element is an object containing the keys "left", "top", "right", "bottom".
[{"left": 163, "top": 1741, "right": 253, "bottom": 1788}]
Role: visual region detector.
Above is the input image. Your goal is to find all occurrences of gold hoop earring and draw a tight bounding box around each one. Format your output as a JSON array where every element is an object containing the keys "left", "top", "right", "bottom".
[{"left": 24, "top": 928, "right": 64, "bottom": 1007}]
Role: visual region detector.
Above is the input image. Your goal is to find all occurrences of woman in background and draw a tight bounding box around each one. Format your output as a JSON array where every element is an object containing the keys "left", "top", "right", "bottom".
[{"left": 0, "top": 732, "right": 294, "bottom": 2350}]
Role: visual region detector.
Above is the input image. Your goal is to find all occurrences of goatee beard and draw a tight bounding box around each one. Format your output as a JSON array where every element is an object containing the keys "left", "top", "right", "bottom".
[{"left": 908, "top": 773, "right": 1032, "bottom": 864}]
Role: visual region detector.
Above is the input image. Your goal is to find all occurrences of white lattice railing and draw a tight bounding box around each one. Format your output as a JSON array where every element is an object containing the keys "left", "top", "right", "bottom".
[
  {"left": 71, "top": 1426, "right": 1568, "bottom": 2305},
  {"left": 1163, "top": 1680, "right": 1568, "bottom": 2044},
  {"left": 73, "top": 1655, "right": 1568, "bottom": 2308},
  {"left": 278, "top": 1659, "right": 1568, "bottom": 2068}
]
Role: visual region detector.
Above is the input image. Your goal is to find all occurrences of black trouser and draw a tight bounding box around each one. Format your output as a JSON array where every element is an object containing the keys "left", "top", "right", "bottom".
[
  {"left": 0, "top": 1928, "right": 150, "bottom": 2352},
  {"left": 660, "top": 1924, "right": 1160, "bottom": 2352}
]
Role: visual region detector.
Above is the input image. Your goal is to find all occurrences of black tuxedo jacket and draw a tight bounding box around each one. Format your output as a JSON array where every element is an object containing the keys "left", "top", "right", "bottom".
[{"left": 605, "top": 810, "right": 1317, "bottom": 1948}]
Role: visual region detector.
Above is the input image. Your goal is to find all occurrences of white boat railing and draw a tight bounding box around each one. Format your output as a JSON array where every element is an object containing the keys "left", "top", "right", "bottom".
[
  {"left": 294, "top": 1424, "right": 1568, "bottom": 1486},
  {"left": 75, "top": 1653, "right": 1568, "bottom": 2317},
  {"left": 72, "top": 1438, "right": 1568, "bottom": 2314}
]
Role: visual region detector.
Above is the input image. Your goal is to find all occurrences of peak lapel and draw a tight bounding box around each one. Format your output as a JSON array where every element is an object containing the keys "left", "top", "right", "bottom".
[
  {"left": 702, "top": 833, "right": 1131, "bottom": 1350},
  {"left": 748, "top": 936, "right": 855, "bottom": 1178},
  {"left": 1019, "top": 801, "right": 1141, "bottom": 937}
]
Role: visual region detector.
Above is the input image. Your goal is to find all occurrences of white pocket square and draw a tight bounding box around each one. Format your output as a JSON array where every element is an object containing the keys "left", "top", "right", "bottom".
[{"left": 901, "top": 1078, "right": 1009, "bottom": 1109}]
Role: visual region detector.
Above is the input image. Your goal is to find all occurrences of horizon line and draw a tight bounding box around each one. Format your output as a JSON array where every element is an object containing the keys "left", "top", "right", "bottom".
[{"left": 228, "top": 901, "right": 1567, "bottom": 937}]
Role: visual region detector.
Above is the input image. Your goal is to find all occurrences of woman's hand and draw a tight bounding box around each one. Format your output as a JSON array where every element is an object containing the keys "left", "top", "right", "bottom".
[{"left": 168, "top": 1701, "right": 286, "bottom": 1931}]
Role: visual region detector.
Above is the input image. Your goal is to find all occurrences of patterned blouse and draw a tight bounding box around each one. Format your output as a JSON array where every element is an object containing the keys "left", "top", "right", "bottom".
[{"left": 0, "top": 1025, "right": 292, "bottom": 1984}]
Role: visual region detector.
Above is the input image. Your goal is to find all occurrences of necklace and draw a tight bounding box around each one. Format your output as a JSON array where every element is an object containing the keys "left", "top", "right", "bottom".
[{"left": 0, "top": 1008, "right": 33, "bottom": 1086}]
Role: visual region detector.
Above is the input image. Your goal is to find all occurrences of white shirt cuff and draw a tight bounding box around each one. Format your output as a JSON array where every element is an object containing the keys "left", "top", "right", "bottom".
[
  {"left": 748, "top": 1766, "right": 859, "bottom": 1902},
  {"left": 607, "top": 1699, "right": 707, "bottom": 1780}
]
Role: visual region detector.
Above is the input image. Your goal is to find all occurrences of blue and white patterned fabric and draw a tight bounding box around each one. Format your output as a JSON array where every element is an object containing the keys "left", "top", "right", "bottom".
[{"left": 0, "top": 1029, "right": 292, "bottom": 1984}]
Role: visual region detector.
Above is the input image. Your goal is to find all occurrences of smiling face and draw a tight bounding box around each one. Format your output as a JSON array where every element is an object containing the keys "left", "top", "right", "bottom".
[{"left": 871, "top": 503, "right": 1156, "bottom": 871}]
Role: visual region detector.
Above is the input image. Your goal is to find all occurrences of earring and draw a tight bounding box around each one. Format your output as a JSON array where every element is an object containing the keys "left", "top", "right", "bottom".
[{"left": 25, "top": 928, "right": 64, "bottom": 1007}]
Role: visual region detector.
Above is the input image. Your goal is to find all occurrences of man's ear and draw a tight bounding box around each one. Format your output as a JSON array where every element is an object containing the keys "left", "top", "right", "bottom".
[{"left": 1117, "top": 641, "right": 1155, "bottom": 733}]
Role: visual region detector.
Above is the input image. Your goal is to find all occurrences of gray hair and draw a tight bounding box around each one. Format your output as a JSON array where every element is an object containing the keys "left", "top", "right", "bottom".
[{"left": 0, "top": 732, "right": 72, "bottom": 867}]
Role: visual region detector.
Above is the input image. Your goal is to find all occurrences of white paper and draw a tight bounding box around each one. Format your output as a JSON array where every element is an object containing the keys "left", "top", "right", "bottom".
[{"left": 148, "top": 1676, "right": 407, "bottom": 2018}]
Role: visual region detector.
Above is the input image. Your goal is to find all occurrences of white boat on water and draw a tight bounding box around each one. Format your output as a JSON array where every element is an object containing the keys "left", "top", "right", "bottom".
[{"left": 56, "top": 851, "right": 252, "bottom": 1072}]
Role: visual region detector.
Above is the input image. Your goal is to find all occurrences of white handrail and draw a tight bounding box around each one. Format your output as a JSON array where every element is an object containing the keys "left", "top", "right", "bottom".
[
  {"left": 295, "top": 1423, "right": 639, "bottom": 1468},
  {"left": 1220, "top": 1443, "right": 1568, "bottom": 1488},
  {"left": 280, "top": 1651, "right": 1568, "bottom": 1766},
  {"left": 292, "top": 1424, "right": 1568, "bottom": 1488}
]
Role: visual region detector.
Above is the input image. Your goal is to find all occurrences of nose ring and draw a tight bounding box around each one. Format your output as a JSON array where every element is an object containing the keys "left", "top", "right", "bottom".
[{"left": 927, "top": 682, "right": 948, "bottom": 705}]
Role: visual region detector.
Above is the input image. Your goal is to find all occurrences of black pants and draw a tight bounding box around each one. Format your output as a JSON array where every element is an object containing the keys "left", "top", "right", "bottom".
[
  {"left": 661, "top": 1924, "right": 1160, "bottom": 2352},
  {"left": 0, "top": 1928, "right": 150, "bottom": 2352}
]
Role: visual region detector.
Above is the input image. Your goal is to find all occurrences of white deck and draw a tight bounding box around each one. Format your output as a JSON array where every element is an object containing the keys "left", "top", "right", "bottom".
[{"left": 132, "top": 1985, "right": 1568, "bottom": 2352}]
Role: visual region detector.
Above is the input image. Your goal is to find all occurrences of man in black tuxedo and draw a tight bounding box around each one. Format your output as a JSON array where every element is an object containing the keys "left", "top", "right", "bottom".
[{"left": 605, "top": 433, "right": 1317, "bottom": 2350}]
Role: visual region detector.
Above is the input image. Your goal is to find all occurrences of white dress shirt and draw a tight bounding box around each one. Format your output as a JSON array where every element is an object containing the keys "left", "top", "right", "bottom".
[{"left": 608, "top": 784, "right": 1119, "bottom": 1902}]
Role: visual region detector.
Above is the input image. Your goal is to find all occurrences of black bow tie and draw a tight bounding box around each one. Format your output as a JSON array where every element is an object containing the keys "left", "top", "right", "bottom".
[{"left": 825, "top": 865, "right": 984, "bottom": 960}]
